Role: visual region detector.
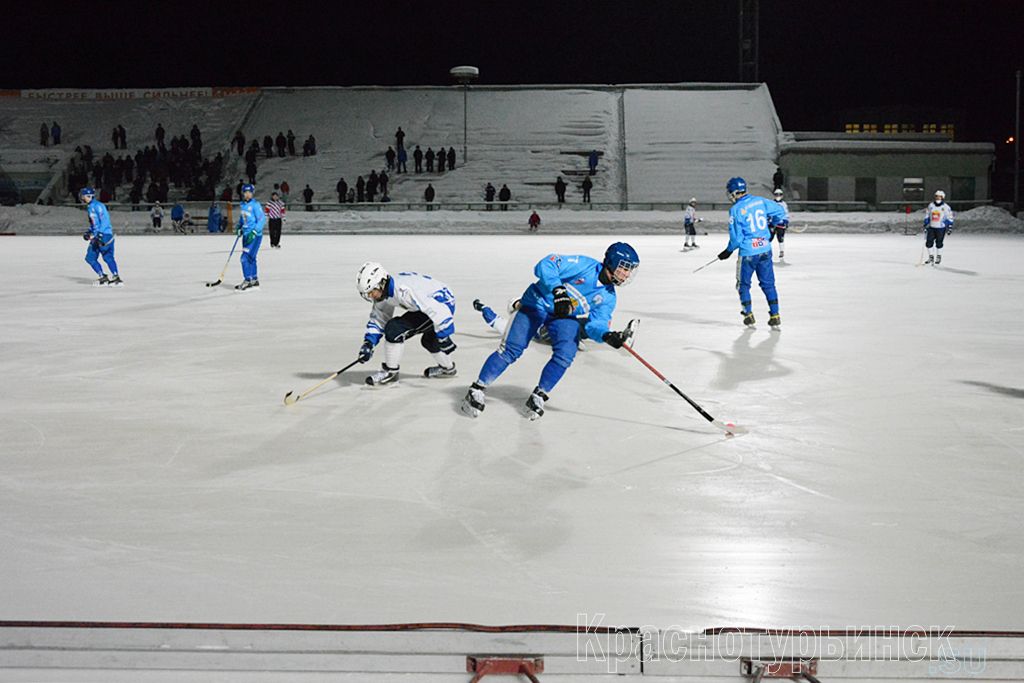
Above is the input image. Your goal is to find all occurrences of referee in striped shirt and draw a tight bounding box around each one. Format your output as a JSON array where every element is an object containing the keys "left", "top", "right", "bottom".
[{"left": 265, "top": 191, "right": 286, "bottom": 248}]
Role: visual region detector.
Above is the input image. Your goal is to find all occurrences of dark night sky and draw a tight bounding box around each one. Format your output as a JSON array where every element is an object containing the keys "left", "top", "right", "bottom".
[{"left": 5, "top": 0, "right": 1023, "bottom": 143}]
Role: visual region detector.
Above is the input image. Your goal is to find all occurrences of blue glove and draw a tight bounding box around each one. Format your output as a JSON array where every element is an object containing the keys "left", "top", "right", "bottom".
[
  {"left": 552, "top": 286, "right": 574, "bottom": 318},
  {"left": 437, "top": 336, "right": 456, "bottom": 355},
  {"left": 358, "top": 341, "right": 374, "bottom": 363}
]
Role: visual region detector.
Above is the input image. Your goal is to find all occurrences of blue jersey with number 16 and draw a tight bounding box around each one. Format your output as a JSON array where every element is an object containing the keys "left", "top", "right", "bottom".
[{"left": 727, "top": 194, "right": 787, "bottom": 256}]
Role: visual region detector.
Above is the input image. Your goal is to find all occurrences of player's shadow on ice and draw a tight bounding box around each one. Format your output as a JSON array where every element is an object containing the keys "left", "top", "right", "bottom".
[
  {"left": 62, "top": 275, "right": 98, "bottom": 285},
  {"left": 959, "top": 380, "right": 1024, "bottom": 399},
  {"left": 295, "top": 370, "right": 364, "bottom": 387},
  {"left": 442, "top": 383, "right": 533, "bottom": 416},
  {"left": 708, "top": 327, "right": 791, "bottom": 391},
  {"left": 936, "top": 266, "right": 978, "bottom": 276}
]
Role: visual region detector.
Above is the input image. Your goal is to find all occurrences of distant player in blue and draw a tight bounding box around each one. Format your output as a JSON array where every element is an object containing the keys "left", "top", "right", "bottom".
[
  {"left": 234, "top": 183, "right": 266, "bottom": 290},
  {"left": 770, "top": 188, "right": 790, "bottom": 259},
  {"left": 717, "top": 177, "right": 786, "bottom": 328},
  {"left": 461, "top": 242, "right": 639, "bottom": 420},
  {"left": 80, "top": 187, "right": 122, "bottom": 286}
]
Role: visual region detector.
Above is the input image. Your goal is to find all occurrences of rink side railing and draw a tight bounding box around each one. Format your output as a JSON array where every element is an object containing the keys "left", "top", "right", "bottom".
[
  {"left": 62, "top": 199, "right": 1004, "bottom": 214},
  {"left": 1, "top": 621, "right": 1023, "bottom": 681}
]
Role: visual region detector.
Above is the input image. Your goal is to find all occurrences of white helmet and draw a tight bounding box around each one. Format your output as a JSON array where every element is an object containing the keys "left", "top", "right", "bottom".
[
  {"left": 934, "top": 189, "right": 946, "bottom": 199},
  {"left": 688, "top": 197, "right": 697, "bottom": 205},
  {"left": 773, "top": 188, "right": 784, "bottom": 198},
  {"left": 356, "top": 261, "right": 389, "bottom": 302}
]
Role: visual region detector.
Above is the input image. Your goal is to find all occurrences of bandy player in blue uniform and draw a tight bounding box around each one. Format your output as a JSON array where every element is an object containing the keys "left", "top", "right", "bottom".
[
  {"left": 717, "top": 177, "right": 787, "bottom": 328},
  {"left": 461, "top": 242, "right": 639, "bottom": 420},
  {"left": 234, "top": 183, "right": 266, "bottom": 290},
  {"left": 80, "top": 187, "right": 122, "bottom": 286}
]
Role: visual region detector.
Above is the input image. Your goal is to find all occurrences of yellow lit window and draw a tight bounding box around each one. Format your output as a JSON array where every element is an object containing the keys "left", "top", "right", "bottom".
[
  {"left": 941, "top": 123, "right": 956, "bottom": 138},
  {"left": 923, "top": 123, "right": 937, "bottom": 134},
  {"left": 899, "top": 123, "right": 915, "bottom": 133},
  {"left": 845, "top": 123, "right": 860, "bottom": 133},
  {"left": 884, "top": 123, "right": 898, "bottom": 134},
  {"left": 863, "top": 123, "right": 878, "bottom": 133}
]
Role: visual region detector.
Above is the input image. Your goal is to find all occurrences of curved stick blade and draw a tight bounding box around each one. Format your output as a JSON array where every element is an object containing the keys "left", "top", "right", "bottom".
[
  {"left": 205, "top": 280, "right": 221, "bottom": 288},
  {"left": 283, "top": 391, "right": 298, "bottom": 406},
  {"left": 714, "top": 420, "right": 748, "bottom": 436}
]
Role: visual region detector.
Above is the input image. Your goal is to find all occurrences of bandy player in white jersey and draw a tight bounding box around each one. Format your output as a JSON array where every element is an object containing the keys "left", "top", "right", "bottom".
[
  {"left": 355, "top": 262, "right": 458, "bottom": 385},
  {"left": 923, "top": 189, "right": 954, "bottom": 265}
]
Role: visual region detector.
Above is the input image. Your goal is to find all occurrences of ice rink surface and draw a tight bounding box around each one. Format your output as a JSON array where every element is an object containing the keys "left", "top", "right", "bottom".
[{"left": 1, "top": 232, "right": 1022, "bottom": 631}]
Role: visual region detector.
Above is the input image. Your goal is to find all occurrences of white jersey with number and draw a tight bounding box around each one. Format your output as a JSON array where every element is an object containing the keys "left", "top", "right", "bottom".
[{"left": 364, "top": 272, "right": 456, "bottom": 345}]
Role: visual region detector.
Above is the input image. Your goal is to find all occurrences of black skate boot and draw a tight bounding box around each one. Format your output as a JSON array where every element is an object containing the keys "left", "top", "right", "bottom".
[
  {"left": 365, "top": 364, "right": 399, "bottom": 386},
  {"left": 423, "top": 362, "right": 457, "bottom": 378},
  {"left": 108, "top": 274, "right": 123, "bottom": 287},
  {"left": 934, "top": 255, "right": 942, "bottom": 265},
  {"left": 95, "top": 274, "right": 110, "bottom": 286},
  {"left": 768, "top": 314, "right": 781, "bottom": 329},
  {"left": 460, "top": 382, "right": 487, "bottom": 417},
  {"left": 742, "top": 310, "right": 756, "bottom": 327},
  {"left": 925, "top": 254, "right": 934, "bottom": 265},
  {"left": 524, "top": 386, "right": 549, "bottom": 420}
]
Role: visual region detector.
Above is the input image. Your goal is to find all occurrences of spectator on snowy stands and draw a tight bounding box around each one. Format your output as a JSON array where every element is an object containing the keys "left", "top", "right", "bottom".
[
  {"left": 336, "top": 177, "right": 348, "bottom": 203},
  {"left": 233, "top": 130, "right": 245, "bottom": 156},
  {"left": 425, "top": 147, "right": 435, "bottom": 173},
  {"left": 424, "top": 183, "right": 435, "bottom": 210},
  {"left": 484, "top": 182, "right": 496, "bottom": 210},
  {"left": 413, "top": 145, "right": 423, "bottom": 173},
  {"left": 397, "top": 146, "right": 408, "bottom": 173},
  {"left": 498, "top": 184, "right": 511, "bottom": 210},
  {"left": 395, "top": 126, "right": 405, "bottom": 149},
  {"left": 302, "top": 184, "right": 314, "bottom": 211},
  {"left": 588, "top": 150, "right": 598, "bottom": 175},
  {"left": 275, "top": 132, "right": 286, "bottom": 157},
  {"left": 447, "top": 147, "right": 456, "bottom": 171},
  {"left": 50, "top": 122, "right": 61, "bottom": 145},
  {"left": 286, "top": 130, "right": 296, "bottom": 156},
  {"left": 39, "top": 122, "right": 49, "bottom": 146},
  {"left": 208, "top": 202, "right": 225, "bottom": 233},
  {"left": 528, "top": 211, "right": 541, "bottom": 232},
  {"left": 554, "top": 176, "right": 567, "bottom": 203},
  {"left": 150, "top": 201, "right": 163, "bottom": 229},
  {"left": 385, "top": 146, "right": 396, "bottom": 171},
  {"left": 581, "top": 175, "right": 593, "bottom": 203}
]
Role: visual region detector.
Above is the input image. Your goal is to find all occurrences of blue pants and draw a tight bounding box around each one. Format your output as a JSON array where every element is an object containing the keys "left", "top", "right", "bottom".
[
  {"left": 736, "top": 251, "right": 778, "bottom": 315},
  {"left": 241, "top": 233, "right": 262, "bottom": 280},
  {"left": 477, "top": 306, "right": 580, "bottom": 393},
  {"left": 925, "top": 227, "right": 946, "bottom": 249},
  {"left": 85, "top": 239, "right": 118, "bottom": 276}
]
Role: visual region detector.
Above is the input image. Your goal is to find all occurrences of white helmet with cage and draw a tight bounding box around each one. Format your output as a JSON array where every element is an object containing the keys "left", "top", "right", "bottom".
[{"left": 356, "top": 261, "right": 390, "bottom": 302}]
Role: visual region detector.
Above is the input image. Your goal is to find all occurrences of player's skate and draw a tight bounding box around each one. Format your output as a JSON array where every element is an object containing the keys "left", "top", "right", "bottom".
[
  {"left": 925, "top": 254, "right": 934, "bottom": 265},
  {"left": 234, "top": 279, "right": 260, "bottom": 291},
  {"left": 94, "top": 274, "right": 110, "bottom": 286},
  {"left": 934, "top": 254, "right": 942, "bottom": 265},
  {"left": 108, "top": 274, "right": 124, "bottom": 287},
  {"left": 524, "top": 386, "right": 549, "bottom": 420},
  {"left": 741, "top": 310, "right": 756, "bottom": 327},
  {"left": 423, "top": 362, "right": 457, "bottom": 378},
  {"left": 778, "top": 249, "right": 785, "bottom": 259},
  {"left": 460, "top": 382, "right": 487, "bottom": 417},
  {"left": 768, "top": 314, "right": 781, "bottom": 329},
  {"left": 365, "top": 364, "right": 399, "bottom": 386}
]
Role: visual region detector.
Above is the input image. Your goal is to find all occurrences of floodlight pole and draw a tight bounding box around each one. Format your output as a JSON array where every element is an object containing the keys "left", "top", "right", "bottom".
[{"left": 449, "top": 66, "right": 479, "bottom": 164}]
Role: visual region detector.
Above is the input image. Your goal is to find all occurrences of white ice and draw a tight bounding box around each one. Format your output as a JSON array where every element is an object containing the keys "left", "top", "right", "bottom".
[{"left": 1, "top": 230, "right": 1023, "bottom": 631}]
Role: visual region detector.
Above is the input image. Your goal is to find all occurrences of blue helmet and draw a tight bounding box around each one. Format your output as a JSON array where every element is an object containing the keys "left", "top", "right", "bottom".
[
  {"left": 79, "top": 187, "right": 95, "bottom": 198},
  {"left": 726, "top": 176, "right": 747, "bottom": 201},
  {"left": 603, "top": 241, "right": 640, "bottom": 286},
  {"left": 241, "top": 183, "right": 255, "bottom": 194}
]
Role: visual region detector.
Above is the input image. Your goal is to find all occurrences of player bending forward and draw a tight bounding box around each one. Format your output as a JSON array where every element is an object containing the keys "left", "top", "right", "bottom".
[
  {"left": 461, "top": 242, "right": 639, "bottom": 420},
  {"left": 356, "top": 262, "right": 458, "bottom": 386}
]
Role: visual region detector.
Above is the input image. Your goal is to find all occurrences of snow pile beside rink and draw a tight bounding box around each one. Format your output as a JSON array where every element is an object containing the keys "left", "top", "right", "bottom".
[
  {"left": 955, "top": 204, "right": 1024, "bottom": 232},
  {"left": 0, "top": 204, "right": 84, "bottom": 233}
]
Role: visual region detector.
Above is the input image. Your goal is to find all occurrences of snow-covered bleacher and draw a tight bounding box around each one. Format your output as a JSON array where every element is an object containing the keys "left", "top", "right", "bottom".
[{"left": 1, "top": 84, "right": 782, "bottom": 208}]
